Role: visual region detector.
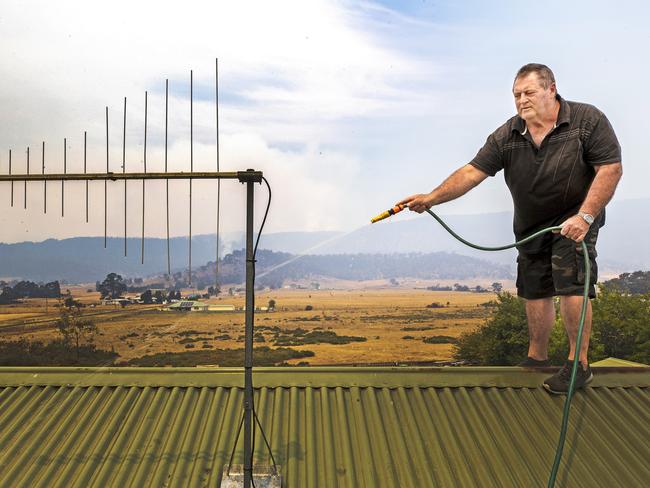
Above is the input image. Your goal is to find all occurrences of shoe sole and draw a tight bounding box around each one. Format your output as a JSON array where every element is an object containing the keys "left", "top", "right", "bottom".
[
  {"left": 543, "top": 372, "right": 593, "bottom": 395},
  {"left": 518, "top": 357, "right": 551, "bottom": 367}
]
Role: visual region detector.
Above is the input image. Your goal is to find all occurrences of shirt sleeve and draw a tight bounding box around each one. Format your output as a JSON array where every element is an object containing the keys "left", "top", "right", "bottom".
[
  {"left": 584, "top": 113, "right": 621, "bottom": 165},
  {"left": 468, "top": 133, "right": 503, "bottom": 177}
]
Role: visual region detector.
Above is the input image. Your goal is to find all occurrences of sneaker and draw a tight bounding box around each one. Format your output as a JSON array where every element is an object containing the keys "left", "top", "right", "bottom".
[
  {"left": 518, "top": 356, "right": 551, "bottom": 367},
  {"left": 543, "top": 360, "right": 593, "bottom": 394}
]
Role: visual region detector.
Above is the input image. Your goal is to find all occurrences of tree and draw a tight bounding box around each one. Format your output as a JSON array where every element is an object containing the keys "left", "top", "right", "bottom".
[
  {"left": 268, "top": 299, "right": 276, "bottom": 311},
  {"left": 97, "top": 273, "right": 127, "bottom": 299},
  {"left": 64, "top": 296, "right": 82, "bottom": 309},
  {"left": 153, "top": 290, "right": 165, "bottom": 304},
  {"left": 0, "top": 286, "right": 17, "bottom": 305},
  {"left": 602, "top": 271, "right": 650, "bottom": 294},
  {"left": 56, "top": 307, "right": 98, "bottom": 362},
  {"left": 13, "top": 281, "right": 39, "bottom": 297},
  {"left": 491, "top": 282, "right": 503, "bottom": 293},
  {"left": 454, "top": 287, "right": 650, "bottom": 366},
  {"left": 590, "top": 286, "right": 650, "bottom": 363},
  {"left": 140, "top": 290, "right": 153, "bottom": 304},
  {"left": 454, "top": 292, "right": 529, "bottom": 365}
]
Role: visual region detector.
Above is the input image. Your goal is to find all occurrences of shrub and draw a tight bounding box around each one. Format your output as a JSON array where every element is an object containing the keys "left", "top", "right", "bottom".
[
  {"left": 423, "top": 335, "right": 458, "bottom": 344},
  {"left": 453, "top": 287, "right": 650, "bottom": 365},
  {"left": 590, "top": 286, "right": 650, "bottom": 363},
  {"left": 123, "top": 346, "right": 314, "bottom": 367},
  {"left": 453, "top": 292, "right": 528, "bottom": 365},
  {"left": 273, "top": 329, "right": 366, "bottom": 346},
  {"left": 0, "top": 339, "right": 118, "bottom": 366}
]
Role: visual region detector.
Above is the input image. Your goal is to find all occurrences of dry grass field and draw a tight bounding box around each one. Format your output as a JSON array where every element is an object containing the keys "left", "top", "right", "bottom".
[{"left": 0, "top": 285, "right": 501, "bottom": 365}]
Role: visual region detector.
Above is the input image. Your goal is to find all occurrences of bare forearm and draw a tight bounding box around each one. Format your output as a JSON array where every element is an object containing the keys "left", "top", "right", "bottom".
[
  {"left": 398, "top": 163, "right": 488, "bottom": 213},
  {"left": 429, "top": 164, "right": 488, "bottom": 206},
  {"left": 579, "top": 163, "right": 623, "bottom": 217}
]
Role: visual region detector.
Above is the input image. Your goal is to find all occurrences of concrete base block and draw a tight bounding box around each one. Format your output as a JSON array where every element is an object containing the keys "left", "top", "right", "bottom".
[{"left": 221, "top": 465, "right": 282, "bottom": 488}]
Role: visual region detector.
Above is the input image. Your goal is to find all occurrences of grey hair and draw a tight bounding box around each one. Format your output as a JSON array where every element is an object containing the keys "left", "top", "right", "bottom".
[{"left": 514, "top": 63, "right": 556, "bottom": 89}]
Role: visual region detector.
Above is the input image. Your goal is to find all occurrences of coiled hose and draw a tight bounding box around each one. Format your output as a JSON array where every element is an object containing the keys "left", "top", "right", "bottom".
[{"left": 424, "top": 208, "right": 590, "bottom": 488}]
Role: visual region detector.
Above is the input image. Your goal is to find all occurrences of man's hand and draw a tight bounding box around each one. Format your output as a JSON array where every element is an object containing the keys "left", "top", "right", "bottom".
[
  {"left": 397, "top": 193, "right": 434, "bottom": 213},
  {"left": 559, "top": 215, "right": 590, "bottom": 242}
]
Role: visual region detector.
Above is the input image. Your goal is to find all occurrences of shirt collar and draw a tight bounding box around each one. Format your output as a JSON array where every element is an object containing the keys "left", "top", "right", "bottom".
[{"left": 513, "top": 94, "right": 570, "bottom": 136}]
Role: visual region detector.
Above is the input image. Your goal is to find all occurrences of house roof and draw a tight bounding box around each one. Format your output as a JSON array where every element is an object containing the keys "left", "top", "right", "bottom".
[
  {"left": 591, "top": 357, "right": 647, "bottom": 367},
  {"left": 168, "top": 301, "right": 206, "bottom": 308},
  {"left": 0, "top": 366, "right": 648, "bottom": 487}
]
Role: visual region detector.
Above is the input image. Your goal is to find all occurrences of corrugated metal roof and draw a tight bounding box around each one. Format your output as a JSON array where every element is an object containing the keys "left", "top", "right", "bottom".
[
  {"left": 0, "top": 367, "right": 648, "bottom": 487},
  {"left": 592, "top": 357, "right": 648, "bottom": 367}
]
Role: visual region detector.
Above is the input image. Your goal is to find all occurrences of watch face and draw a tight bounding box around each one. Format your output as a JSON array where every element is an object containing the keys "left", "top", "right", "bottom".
[{"left": 583, "top": 214, "right": 594, "bottom": 224}]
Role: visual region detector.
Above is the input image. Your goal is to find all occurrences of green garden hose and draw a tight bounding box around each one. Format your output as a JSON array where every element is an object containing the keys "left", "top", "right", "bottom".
[{"left": 424, "top": 208, "right": 590, "bottom": 488}]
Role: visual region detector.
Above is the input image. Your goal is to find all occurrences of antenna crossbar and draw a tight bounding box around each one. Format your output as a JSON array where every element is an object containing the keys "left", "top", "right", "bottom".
[{"left": 0, "top": 170, "right": 262, "bottom": 183}]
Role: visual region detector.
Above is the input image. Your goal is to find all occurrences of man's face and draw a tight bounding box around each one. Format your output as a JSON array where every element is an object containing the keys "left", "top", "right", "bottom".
[{"left": 512, "top": 73, "right": 556, "bottom": 122}]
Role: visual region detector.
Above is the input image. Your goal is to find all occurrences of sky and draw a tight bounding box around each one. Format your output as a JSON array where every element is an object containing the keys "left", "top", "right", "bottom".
[{"left": 0, "top": 0, "right": 648, "bottom": 244}]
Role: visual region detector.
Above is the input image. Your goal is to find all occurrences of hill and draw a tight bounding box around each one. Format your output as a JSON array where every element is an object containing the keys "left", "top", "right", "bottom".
[
  {"left": 0, "top": 198, "right": 647, "bottom": 282},
  {"left": 191, "top": 249, "right": 513, "bottom": 288}
]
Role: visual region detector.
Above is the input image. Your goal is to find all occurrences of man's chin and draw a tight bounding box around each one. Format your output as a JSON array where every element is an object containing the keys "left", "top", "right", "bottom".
[{"left": 519, "top": 110, "right": 534, "bottom": 120}]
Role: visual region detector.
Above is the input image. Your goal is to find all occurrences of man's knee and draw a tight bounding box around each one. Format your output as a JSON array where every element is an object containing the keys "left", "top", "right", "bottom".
[{"left": 525, "top": 296, "right": 554, "bottom": 313}]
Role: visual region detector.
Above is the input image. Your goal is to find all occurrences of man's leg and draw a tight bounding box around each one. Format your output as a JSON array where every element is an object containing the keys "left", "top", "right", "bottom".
[
  {"left": 542, "top": 222, "right": 599, "bottom": 393},
  {"left": 525, "top": 297, "right": 555, "bottom": 360},
  {"left": 559, "top": 295, "right": 592, "bottom": 366},
  {"left": 544, "top": 295, "right": 594, "bottom": 393}
]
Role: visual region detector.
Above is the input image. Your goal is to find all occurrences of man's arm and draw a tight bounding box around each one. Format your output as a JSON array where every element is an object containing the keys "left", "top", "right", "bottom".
[
  {"left": 398, "top": 163, "right": 489, "bottom": 213},
  {"left": 560, "top": 162, "right": 623, "bottom": 242}
]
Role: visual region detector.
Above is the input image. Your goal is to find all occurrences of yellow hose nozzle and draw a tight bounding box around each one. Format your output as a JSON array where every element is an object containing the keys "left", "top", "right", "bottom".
[{"left": 370, "top": 204, "right": 407, "bottom": 223}]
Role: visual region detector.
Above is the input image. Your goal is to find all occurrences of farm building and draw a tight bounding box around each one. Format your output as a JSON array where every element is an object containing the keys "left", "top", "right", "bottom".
[
  {"left": 208, "top": 304, "right": 237, "bottom": 312},
  {"left": 100, "top": 298, "right": 131, "bottom": 307},
  {"left": 166, "top": 301, "right": 208, "bottom": 312},
  {"left": 241, "top": 305, "right": 271, "bottom": 312},
  {"left": 0, "top": 362, "right": 647, "bottom": 487}
]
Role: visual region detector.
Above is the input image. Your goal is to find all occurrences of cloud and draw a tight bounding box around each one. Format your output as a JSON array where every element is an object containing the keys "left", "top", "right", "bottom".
[
  {"left": 0, "top": 0, "right": 437, "bottom": 242},
  {"left": 0, "top": 0, "right": 647, "bottom": 245}
]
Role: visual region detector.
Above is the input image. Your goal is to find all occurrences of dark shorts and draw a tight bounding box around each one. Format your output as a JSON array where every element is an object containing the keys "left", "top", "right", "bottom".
[{"left": 516, "top": 224, "right": 599, "bottom": 300}]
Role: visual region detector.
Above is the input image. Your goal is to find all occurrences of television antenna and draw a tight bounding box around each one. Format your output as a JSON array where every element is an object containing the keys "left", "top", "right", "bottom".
[{"left": 0, "top": 58, "right": 277, "bottom": 488}]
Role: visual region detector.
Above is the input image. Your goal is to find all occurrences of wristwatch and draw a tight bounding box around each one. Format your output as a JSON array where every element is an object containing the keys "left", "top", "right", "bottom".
[{"left": 578, "top": 211, "right": 595, "bottom": 226}]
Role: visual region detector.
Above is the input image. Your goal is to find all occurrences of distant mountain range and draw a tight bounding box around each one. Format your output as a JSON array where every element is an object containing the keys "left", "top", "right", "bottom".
[
  {"left": 0, "top": 199, "right": 647, "bottom": 283},
  {"left": 254, "top": 198, "right": 650, "bottom": 273},
  {"left": 191, "top": 249, "right": 513, "bottom": 287}
]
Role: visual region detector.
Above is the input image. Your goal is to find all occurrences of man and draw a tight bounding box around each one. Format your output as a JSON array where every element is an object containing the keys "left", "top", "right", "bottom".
[{"left": 399, "top": 63, "right": 622, "bottom": 394}]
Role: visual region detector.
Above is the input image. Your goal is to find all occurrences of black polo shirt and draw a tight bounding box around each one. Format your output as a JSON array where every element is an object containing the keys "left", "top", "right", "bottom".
[{"left": 469, "top": 95, "right": 621, "bottom": 253}]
